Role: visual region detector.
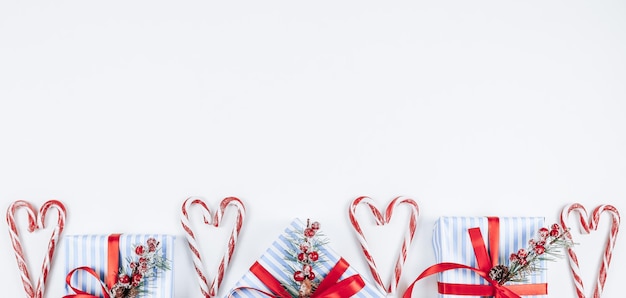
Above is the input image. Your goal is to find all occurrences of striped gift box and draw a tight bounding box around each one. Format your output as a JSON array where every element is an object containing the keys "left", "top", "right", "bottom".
[
  {"left": 433, "top": 217, "right": 547, "bottom": 298},
  {"left": 229, "top": 219, "right": 385, "bottom": 298},
  {"left": 63, "top": 234, "right": 175, "bottom": 298}
]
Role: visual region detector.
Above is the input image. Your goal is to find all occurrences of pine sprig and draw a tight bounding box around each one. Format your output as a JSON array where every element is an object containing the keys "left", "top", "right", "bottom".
[
  {"left": 280, "top": 219, "right": 326, "bottom": 298},
  {"left": 489, "top": 223, "right": 574, "bottom": 285}
]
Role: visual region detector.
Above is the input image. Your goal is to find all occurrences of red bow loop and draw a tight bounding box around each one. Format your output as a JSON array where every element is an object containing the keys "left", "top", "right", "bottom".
[{"left": 63, "top": 266, "right": 110, "bottom": 298}]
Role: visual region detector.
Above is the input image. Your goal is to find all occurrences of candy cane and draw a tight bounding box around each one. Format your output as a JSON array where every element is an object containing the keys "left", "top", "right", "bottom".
[
  {"left": 181, "top": 197, "right": 246, "bottom": 298},
  {"left": 7, "top": 200, "right": 66, "bottom": 298},
  {"left": 348, "top": 196, "right": 419, "bottom": 294},
  {"left": 561, "top": 203, "right": 620, "bottom": 298},
  {"left": 7, "top": 201, "right": 36, "bottom": 297}
]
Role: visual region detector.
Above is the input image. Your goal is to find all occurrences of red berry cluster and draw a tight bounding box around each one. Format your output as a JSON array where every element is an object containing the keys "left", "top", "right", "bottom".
[
  {"left": 491, "top": 222, "right": 572, "bottom": 285},
  {"left": 509, "top": 223, "right": 564, "bottom": 266},
  {"left": 110, "top": 237, "right": 168, "bottom": 298},
  {"left": 293, "top": 220, "right": 321, "bottom": 283},
  {"left": 119, "top": 238, "right": 159, "bottom": 288}
]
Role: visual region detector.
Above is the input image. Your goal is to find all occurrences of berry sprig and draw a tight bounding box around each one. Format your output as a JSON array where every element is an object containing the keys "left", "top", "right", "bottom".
[
  {"left": 488, "top": 223, "right": 573, "bottom": 285},
  {"left": 292, "top": 220, "right": 321, "bottom": 298},
  {"left": 280, "top": 219, "right": 329, "bottom": 298},
  {"left": 110, "top": 238, "right": 171, "bottom": 298}
]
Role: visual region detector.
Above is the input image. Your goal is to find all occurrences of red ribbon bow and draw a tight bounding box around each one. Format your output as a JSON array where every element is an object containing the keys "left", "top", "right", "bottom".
[
  {"left": 63, "top": 234, "right": 121, "bottom": 298},
  {"left": 403, "top": 217, "right": 548, "bottom": 298},
  {"left": 230, "top": 257, "right": 365, "bottom": 298}
]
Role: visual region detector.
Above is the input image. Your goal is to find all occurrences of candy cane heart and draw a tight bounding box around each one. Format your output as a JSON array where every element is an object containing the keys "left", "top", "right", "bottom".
[
  {"left": 560, "top": 203, "right": 620, "bottom": 298},
  {"left": 6, "top": 200, "right": 67, "bottom": 298},
  {"left": 348, "top": 196, "right": 420, "bottom": 294},
  {"left": 181, "top": 197, "right": 246, "bottom": 298}
]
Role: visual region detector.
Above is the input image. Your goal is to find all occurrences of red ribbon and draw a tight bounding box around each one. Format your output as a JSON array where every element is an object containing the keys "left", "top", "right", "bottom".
[
  {"left": 402, "top": 217, "right": 548, "bottom": 298},
  {"left": 230, "top": 257, "right": 365, "bottom": 298},
  {"left": 63, "top": 234, "right": 121, "bottom": 298}
]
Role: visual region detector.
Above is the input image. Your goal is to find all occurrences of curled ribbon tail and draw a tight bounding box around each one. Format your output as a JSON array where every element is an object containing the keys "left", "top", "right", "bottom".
[{"left": 63, "top": 266, "right": 110, "bottom": 298}]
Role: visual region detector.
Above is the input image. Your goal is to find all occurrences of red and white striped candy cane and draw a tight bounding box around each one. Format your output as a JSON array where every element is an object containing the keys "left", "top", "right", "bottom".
[
  {"left": 349, "top": 196, "right": 420, "bottom": 294},
  {"left": 181, "top": 197, "right": 246, "bottom": 298},
  {"left": 6, "top": 200, "right": 67, "bottom": 298},
  {"left": 561, "top": 203, "right": 620, "bottom": 298}
]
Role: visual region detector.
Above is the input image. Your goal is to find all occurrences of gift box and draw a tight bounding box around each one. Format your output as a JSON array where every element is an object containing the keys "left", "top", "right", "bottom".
[
  {"left": 63, "top": 234, "right": 175, "bottom": 298},
  {"left": 229, "top": 219, "right": 385, "bottom": 298},
  {"left": 432, "top": 217, "right": 548, "bottom": 298}
]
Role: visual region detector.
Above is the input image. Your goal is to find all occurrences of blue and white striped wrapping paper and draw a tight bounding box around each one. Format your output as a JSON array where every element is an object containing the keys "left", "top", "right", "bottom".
[
  {"left": 432, "top": 217, "right": 547, "bottom": 298},
  {"left": 63, "top": 234, "right": 175, "bottom": 298},
  {"left": 229, "top": 219, "right": 385, "bottom": 298}
]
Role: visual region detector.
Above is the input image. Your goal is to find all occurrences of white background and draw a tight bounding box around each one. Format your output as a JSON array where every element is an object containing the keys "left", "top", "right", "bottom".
[{"left": 1, "top": 1, "right": 625, "bottom": 297}]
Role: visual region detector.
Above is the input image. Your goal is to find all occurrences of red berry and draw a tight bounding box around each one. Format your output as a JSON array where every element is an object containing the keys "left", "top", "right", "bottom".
[
  {"left": 135, "top": 245, "right": 146, "bottom": 256},
  {"left": 311, "top": 221, "right": 320, "bottom": 230},
  {"left": 551, "top": 223, "right": 560, "bottom": 231},
  {"left": 132, "top": 273, "right": 142, "bottom": 283},
  {"left": 534, "top": 245, "right": 546, "bottom": 255},
  {"left": 298, "top": 253, "right": 306, "bottom": 262},
  {"left": 147, "top": 238, "right": 158, "bottom": 252},
  {"left": 304, "top": 228, "right": 316, "bottom": 237},
  {"left": 119, "top": 275, "right": 131, "bottom": 284},
  {"left": 308, "top": 251, "right": 319, "bottom": 262},
  {"left": 294, "top": 271, "right": 305, "bottom": 282},
  {"left": 308, "top": 271, "right": 315, "bottom": 280},
  {"left": 549, "top": 229, "right": 559, "bottom": 237}
]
